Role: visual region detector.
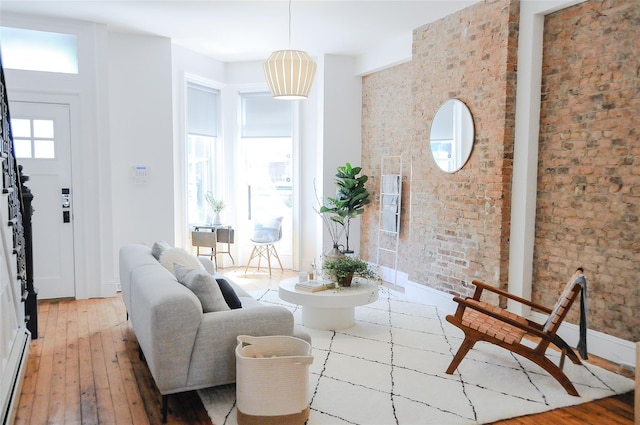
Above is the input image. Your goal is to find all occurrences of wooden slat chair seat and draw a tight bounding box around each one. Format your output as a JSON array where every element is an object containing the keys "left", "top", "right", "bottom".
[{"left": 445, "top": 269, "right": 587, "bottom": 396}]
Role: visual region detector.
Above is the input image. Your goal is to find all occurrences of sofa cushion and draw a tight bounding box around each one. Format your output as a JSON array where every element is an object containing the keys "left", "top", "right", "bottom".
[
  {"left": 174, "top": 265, "right": 230, "bottom": 313},
  {"left": 215, "top": 278, "right": 243, "bottom": 309},
  {"left": 159, "top": 247, "right": 205, "bottom": 275},
  {"left": 151, "top": 240, "right": 172, "bottom": 260}
]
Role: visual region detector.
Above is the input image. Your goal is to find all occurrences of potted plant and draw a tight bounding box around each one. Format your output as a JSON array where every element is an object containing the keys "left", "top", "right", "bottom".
[
  {"left": 205, "top": 192, "right": 225, "bottom": 225},
  {"left": 323, "top": 256, "right": 378, "bottom": 287},
  {"left": 320, "top": 163, "right": 371, "bottom": 253}
]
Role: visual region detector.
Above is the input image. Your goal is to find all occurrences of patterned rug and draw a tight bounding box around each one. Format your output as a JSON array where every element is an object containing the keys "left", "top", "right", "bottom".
[{"left": 198, "top": 287, "right": 634, "bottom": 424}]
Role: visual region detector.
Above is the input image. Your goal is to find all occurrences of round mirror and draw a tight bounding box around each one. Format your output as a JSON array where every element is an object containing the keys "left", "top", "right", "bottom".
[{"left": 429, "top": 99, "right": 474, "bottom": 173}]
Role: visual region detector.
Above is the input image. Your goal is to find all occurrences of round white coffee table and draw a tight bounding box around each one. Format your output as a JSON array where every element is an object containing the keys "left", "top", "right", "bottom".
[{"left": 278, "top": 277, "right": 379, "bottom": 330}]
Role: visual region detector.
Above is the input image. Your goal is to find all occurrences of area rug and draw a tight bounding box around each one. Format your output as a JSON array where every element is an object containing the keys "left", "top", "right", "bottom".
[{"left": 198, "top": 287, "right": 634, "bottom": 425}]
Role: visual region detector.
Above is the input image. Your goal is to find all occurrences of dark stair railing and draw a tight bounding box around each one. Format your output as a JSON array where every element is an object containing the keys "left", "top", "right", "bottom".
[{"left": 0, "top": 55, "right": 37, "bottom": 338}]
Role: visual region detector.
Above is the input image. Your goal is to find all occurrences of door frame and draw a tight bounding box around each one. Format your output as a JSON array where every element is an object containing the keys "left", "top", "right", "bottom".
[
  {"left": 6, "top": 90, "right": 90, "bottom": 298},
  {"left": 10, "top": 100, "right": 76, "bottom": 299}
]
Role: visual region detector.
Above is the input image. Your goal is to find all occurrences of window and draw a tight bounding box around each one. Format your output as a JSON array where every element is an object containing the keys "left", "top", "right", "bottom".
[
  {"left": 186, "top": 82, "right": 221, "bottom": 225},
  {"left": 11, "top": 118, "right": 56, "bottom": 159},
  {"left": 0, "top": 27, "right": 78, "bottom": 74},
  {"left": 239, "top": 92, "right": 293, "bottom": 219}
]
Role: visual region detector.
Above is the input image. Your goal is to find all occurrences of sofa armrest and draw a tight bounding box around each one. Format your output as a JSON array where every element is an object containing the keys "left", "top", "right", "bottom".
[
  {"left": 186, "top": 304, "right": 295, "bottom": 388},
  {"left": 131, "top": 266, "right": 203, "bottom": 394}
]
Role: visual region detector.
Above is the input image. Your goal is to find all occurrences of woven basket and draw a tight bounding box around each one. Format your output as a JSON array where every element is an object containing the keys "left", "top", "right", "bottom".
[{"left": 235, "top": 335, "right": 313, "bottom": 425}]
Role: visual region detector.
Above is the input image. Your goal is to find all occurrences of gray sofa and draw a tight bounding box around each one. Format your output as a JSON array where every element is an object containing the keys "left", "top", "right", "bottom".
[{"left": 119, "top": 243, "right": 308, "bottom": 420}]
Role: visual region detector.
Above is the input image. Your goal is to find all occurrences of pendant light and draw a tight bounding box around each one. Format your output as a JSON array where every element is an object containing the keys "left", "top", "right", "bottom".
[{"left": 263, "top": 0, "right": 317, "bottom": 100}]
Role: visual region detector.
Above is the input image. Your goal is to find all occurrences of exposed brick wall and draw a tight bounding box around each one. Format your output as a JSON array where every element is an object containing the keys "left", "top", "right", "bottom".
[
  {"left": 535, "top": 0, "right": 640, "bottom": 341},
  {"left": 361, "top": 0, "right": 518, "bottom": 302}
]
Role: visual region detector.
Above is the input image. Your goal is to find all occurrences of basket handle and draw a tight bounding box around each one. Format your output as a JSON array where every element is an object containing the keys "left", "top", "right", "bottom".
[
  {"left": 237, "top": 334, "right": 259, "bottom": 347},
  {"left": 293, "top": 356, "right": 314, "bottom": 365}
]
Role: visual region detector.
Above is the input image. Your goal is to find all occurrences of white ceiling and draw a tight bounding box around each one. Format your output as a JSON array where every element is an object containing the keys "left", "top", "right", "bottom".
[{"left": 0, "top": 1, "right": 480, "bottom": 63}]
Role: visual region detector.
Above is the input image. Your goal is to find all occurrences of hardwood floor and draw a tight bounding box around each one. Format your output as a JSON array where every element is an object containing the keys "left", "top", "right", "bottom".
[{"left": 15, "top": 267, "right": 635, "bottom": 424}]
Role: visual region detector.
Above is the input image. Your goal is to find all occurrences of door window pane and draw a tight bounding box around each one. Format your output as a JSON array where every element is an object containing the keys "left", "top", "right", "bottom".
[
  {"left": 34, "top": 140, "right": 55, "bottom": 159},
  {"left": 11, "top": 119, "right": 31, "bottom": 137},
  {"left": 13, "top": 139, "right": 31, "bottom": 158},
  {"left": 33, "top": 120, "right": 54, "bottom": 138}
]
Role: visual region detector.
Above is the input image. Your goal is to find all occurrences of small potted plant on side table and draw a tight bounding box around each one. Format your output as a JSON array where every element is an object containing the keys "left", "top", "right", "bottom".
[{"left": 205, "top": 192, "right": 225, "bottom": 225}]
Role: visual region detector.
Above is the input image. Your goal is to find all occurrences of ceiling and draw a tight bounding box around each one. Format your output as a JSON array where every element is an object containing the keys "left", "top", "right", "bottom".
[{"left": 0, "top": 1, "right": 480, "bottom": 63}]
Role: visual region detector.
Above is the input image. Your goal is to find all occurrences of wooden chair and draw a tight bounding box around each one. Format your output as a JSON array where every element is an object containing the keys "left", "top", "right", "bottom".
[{"left": 445, "top": 269, "right": 587, "bottom": 396}]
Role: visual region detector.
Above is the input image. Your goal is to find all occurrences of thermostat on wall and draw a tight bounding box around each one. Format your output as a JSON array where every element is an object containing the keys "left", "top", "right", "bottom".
[{"left": 132, "top": 165, "right": 149, "bottom": 184}]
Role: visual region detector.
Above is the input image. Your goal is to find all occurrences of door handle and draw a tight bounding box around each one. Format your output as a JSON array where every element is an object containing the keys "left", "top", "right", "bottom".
[
  {"left": 62, "top": 188, "right": 71, "bottom": 223},
  {"left": 61, "top": 188, "right": 71, "bottom": 208}
]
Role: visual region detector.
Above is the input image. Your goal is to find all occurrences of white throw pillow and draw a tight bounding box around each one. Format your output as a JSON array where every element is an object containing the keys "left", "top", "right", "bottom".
[
  {"left": 159, "top": 247, "right": 204, "bottom": 275},
  {"left": 174, "top": 265, "right": 230, "bottom": 313}
]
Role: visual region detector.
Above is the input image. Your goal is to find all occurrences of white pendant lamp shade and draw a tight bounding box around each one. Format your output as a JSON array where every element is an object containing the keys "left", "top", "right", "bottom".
[{"left": 263, "top": 50, "right": 317, "bottom": 100}]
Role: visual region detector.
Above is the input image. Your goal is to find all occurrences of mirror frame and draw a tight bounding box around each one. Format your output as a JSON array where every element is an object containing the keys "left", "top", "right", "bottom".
[{"left": 429, "top": 99, "right": 475, "bottom": 173}]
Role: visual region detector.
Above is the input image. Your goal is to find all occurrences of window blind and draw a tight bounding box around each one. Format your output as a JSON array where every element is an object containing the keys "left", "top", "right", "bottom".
[
  {"left": 187, "top": 83, "right": 219, "bottom": 137},
  {"left": 240, "top": 92, "right": 292, "bottom": 138}
]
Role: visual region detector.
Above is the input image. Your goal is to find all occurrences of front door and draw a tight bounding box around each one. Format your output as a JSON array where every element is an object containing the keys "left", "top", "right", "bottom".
[{"left": 9, "top": 101, "right": 75, "bottom": 299}]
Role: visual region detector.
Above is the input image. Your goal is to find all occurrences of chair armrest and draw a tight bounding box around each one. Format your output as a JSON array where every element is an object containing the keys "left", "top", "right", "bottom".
[
  {"left": 471, "top": 280, "right": 553, "bottom": 314},
  {"left": 452, "top": 296, "right": 551, "bottom": 340}
]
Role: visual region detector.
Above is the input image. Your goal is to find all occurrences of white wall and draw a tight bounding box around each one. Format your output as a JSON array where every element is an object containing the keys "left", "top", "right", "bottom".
[
  {"left": 319, "top": 55, "right": 364, "bottom": 256},
  {"left": 108, "top": 34, "right": 175, "bottom": 251}
]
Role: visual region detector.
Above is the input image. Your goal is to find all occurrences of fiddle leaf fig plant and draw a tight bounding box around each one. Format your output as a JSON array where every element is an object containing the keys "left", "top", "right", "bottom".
[{"left": 320, "top": 163, "right": 371, "bottom": 253}]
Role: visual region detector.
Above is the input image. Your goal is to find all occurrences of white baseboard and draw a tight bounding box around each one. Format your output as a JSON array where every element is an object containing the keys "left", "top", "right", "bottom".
[
  {"left": 379, "top": 265, "right": 636, "bottom": 369},
  {"left": 1, "top": 329, "right": 30, "bottom": 425},
  {"left": 101, "top": 280, "right": 118, "bottom": 298}
]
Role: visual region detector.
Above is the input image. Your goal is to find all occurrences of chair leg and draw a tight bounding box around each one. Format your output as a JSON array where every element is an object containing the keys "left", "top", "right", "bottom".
[
  {"left": 270, "top": 244, "right": 284, "bottom": 272},
  {"left": 551, "top": 334, "right": 582, "bottom": 365},
  {"left": 530, "top": 353, "right": 580, "bottom": 396},
  {"left": 265, "top": 244, "right": 273, "bottom": 276},
  {"left": 257, "top": 246, "right": 264, "bottom": 271},
  {"left": 446, "top": 337, "right": 476, "bottom": 374},
  {"left": 244, "top": 246, "right": 258, "bottom": 274}
]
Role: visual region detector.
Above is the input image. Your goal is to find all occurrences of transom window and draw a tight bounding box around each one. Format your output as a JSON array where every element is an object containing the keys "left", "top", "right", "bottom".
[
  {"left": 11, "top": 118, "right": 55, "bottom": 159},
  {"left": 0, "top": 27, "right": 79, "bottom": 74}
]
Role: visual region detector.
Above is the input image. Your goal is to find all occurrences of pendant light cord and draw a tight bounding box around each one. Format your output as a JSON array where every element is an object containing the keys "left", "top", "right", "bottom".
[{"left": 288, "top": 0, "right": 292, "bottom": 48}]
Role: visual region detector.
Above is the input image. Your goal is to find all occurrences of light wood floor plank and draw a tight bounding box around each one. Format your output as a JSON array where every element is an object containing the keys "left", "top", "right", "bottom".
[
  {"left": 98, "top": 297, "right": 134, "bottom": 425},
  {"left": 77, "top": 298, "right": 99, "bottom": 425},
  {"left": 64, "top": 300, "right": 82, "bottom": 424},
  {"left": 30, "top": 301, "right": 57, "bottom": 425},
  {"left": 48, "top": 299, "right": 68, "bottom": 424},
  {"left": 87, "top": 298, "right": 117, "bottom": 425},
  {"left": 111, "top": 298, "right": 151, "bottom": 425}
]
